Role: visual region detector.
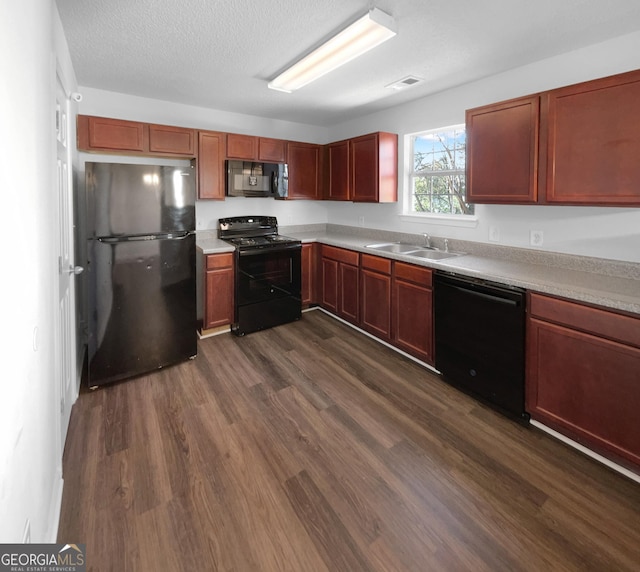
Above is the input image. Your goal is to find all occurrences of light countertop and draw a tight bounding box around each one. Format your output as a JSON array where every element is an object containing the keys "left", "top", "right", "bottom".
[{"left": 197, "top": 226, "right": 640, "bottom": 315}]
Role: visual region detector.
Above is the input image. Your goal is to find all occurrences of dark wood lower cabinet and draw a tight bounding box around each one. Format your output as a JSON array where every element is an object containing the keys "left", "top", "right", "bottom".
[
  {"left": 526, "top": 293, "right": 640, "bottom": 471},
  {"left": 360, "top": 254, "right": 392, "bottom": 340},
  {"left": 392, "top": 262, "right": 433, "bottom": 364},
  {"left": 301, "top": 243, "right": 317, "bottom": 306},
  {"left": 321, "top": 246, "right": 359, "bottom": 324},
  {"left": 320, "top": 248, "right": 434, "bottom": 364},
  {"left": 321, "top": 257, "right": 339, "bottom": 314},
  {"left": 204, "top": 253, "right": 234, "bottom": 329},
  {"left": 339, "top": 262, "right": 360, "bottom": 324}
]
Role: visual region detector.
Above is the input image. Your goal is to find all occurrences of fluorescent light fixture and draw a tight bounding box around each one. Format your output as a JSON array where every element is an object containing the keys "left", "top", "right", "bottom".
[{"left": 268, "top": 8, "right": 397, "bottom": 93}]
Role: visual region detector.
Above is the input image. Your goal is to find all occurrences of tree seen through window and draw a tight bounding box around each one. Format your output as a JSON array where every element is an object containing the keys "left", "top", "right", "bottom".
[{"left": 411, "top": 126, "right": 473, "bottom": 215}]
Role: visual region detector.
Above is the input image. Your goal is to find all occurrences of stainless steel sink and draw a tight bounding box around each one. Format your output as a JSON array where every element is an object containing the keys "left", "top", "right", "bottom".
[
  {"left": 365, "top": 241, "right": 464, "bottom": 260},
  {"left": 406, "top": 249, "right": 463, "bottom": 260},
  {"left": 365, "top": 242, "right": 429, "bottom": 254}
]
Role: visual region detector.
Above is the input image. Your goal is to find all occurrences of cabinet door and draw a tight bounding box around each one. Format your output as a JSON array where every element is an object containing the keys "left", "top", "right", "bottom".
[
  {"left": 198, "top": 131, "right": 226, "bottom": 200},
  {"left": 301, "top": 243, "right": 316, "bottom": 305},
  {"left": 327, "top": 140, "right": 350, "bottom": 200},
  {"left": 321, "top": 257, "right": 338, "bottom": 313},
  {"left": 81, "top": 116, "right": 147, "bottom": 152},
  {"left": 527, "top": 318, "right": 640, "bottom": 469},
  {"left": 466, "top": 95, "right": 539, "bottom": 204},
  {"left": 226, "top": 133, "right": 258, "bottom": 160},
  {"left": 149, "top": 124, "right": 196, "bottom": 155},
  {"left": 351, "top": 132, "right": 398, "bottom": 203},
  {"left": 392, "top": 278, "right": 433, "bottom": 364},
  {"left": 288, "top": 141, "right": 321, "bottom": 199},
  {"left": 258, "top": 138, "right": 286, "bottom": 162},
  {"left": 339, "top": 263, "right": 359, "bottom": 324},
  {"left": 351, "top": 133, "right": 378, "bottom": 202},
  {"left": 361, "top": 269, "right": 391, "bottom": 340},
  {"left": 543, "top": 69, "right": 640, "bottom": 205},
  {"left": 204, "top": 254, "right": 234, "bottom": 329}
]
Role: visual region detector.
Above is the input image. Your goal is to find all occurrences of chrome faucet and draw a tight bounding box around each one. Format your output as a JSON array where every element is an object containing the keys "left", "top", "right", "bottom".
[
  {"left": 422, "top": 233, "right": 431, "bottom": 248},
  {"left": 444, "top": 239, "right": 449, "bottom": 252}
]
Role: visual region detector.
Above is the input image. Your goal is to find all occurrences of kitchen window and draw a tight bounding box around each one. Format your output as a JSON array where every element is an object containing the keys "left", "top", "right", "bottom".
[{"left": 408, "top": 125, "right": 473, "bottom": 217}]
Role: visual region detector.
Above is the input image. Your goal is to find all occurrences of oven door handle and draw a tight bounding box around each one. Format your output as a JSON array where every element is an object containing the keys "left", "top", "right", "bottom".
[{"left": 238, "top": 244, "right": 302, "bottom": 256}]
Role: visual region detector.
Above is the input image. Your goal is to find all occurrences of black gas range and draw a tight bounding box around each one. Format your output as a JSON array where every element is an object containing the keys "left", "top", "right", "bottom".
[{"left": 218, "top": 216, "right": 302, "bottom": 335}]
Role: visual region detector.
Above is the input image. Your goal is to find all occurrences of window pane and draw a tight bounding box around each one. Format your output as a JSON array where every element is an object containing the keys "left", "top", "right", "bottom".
[{"left": 410, "top": 125, "right": 473, "bottom": 216}]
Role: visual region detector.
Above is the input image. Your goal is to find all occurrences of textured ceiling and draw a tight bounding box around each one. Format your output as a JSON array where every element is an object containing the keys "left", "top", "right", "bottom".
[{"left": 55, "top": 0, "right": 640, "bottom": 126}]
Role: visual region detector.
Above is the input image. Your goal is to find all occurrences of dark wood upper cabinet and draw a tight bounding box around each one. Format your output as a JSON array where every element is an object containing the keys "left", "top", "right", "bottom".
[
  {"left": 350, "top": 132, "right": 398, "bottom": 203},
  {"left": 287, "top": 141, "right": 322, "bottom": 199},
  {"left": 542, "top": 69, "right": 640, "bottom": 205},
  {"left": 226, "top": 133, "right": 258, "bottom": 160},
  {"left": 467, "top": 68, "right": 640, "bottom": 206},
  {"left": 466, "top": 95, "right": 540, "bottom": 204},
  {"left": 327, "top": 139, "right": 351, "bottom": 200},
  {"left": 258, "top": 137, "right": 287, "bottom": 162},
  {"left": 198, "top": 130, "right": 226, "bottom": 200},
  {"left": 148, "top": 124, "right": 196, "bottom": 155},
  {"left": 78, "top": 115, "right": 147, "bottom": 152}
]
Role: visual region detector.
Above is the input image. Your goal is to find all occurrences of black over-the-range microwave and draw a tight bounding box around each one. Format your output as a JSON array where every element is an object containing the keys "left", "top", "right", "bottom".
[{"left": 225, "top": 160, "right": 288, "bottom": 198}]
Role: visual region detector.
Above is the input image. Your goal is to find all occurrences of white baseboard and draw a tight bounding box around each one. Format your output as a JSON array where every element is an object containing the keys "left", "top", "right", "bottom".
[
  {"left": 314, "top": 307, "right": 440, "bottom": 374},
  {"left": 45, "top": 472, "right": 64, "bottom": 543},
  {"left": 530, "top": 420, "right": 640, "bottom": 484}
]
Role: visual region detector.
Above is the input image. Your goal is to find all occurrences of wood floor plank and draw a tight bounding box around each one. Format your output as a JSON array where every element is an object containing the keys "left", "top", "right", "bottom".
[
  {"left": 58, "top": 311, "right": 640, "bottom": 572},
  {"left": 102, "top": 378, "right": 131, "bottom": 455},
  {"left": 284, "top": 469, "right": 373, "bottom": 572}
]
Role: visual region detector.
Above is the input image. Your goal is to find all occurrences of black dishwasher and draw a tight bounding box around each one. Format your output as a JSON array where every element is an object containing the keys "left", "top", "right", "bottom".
[{"left": 434, "top": 271, "right": 529, "bottom": 422}]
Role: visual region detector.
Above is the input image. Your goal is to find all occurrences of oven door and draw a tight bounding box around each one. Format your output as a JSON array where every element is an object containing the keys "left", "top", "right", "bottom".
[{"left": 234, "top": 245, "right": 302, "bottom": 335}]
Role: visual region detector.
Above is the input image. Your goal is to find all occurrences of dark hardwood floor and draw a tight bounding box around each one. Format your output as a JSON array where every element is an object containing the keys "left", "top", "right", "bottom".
[{"left": 58, "top": 310, "right": 640, "bottom": 571}]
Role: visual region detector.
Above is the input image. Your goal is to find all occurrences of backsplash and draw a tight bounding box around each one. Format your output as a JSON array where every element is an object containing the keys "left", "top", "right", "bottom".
[{"left": 281, "top": 223, "right": 640, "bottom": 281}]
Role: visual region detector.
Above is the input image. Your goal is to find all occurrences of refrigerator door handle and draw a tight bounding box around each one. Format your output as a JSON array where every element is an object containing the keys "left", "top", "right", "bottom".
[{"left": 97, "top": 231, "right": 193, "bottom": 243}]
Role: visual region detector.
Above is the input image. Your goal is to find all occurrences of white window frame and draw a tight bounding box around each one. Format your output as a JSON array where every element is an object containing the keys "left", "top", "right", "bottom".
[{"left": 401, "top": 125, "right": 478, "bottom": 228}]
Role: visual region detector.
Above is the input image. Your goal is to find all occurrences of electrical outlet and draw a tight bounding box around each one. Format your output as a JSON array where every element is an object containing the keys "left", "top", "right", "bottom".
[
  {"left": 530, "top": 230, "right": 544, "bottom": 247},
  {"left": 488, "top": 225, "right": 500, "bottom": 242},
  {"left": 358, "top": 216, "right": 365, "bottom": 227}
]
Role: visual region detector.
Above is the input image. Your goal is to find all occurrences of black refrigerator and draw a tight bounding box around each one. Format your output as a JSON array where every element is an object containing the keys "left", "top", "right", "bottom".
[{"left": 86, "top": 161, "right": 197, "bottom": 387}]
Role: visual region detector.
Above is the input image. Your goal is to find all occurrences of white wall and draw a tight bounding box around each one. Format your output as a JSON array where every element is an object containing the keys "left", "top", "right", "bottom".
[
  {"left": 0, "top": 0, "right": 76, "bottom": 543},
  {"left": 324, "top": 30, "right": 640, "bottom": 263}
]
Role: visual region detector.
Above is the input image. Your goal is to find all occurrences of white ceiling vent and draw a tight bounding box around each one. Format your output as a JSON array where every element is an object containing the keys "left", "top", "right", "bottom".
[{"left": 385, "top": 75, "right": 423, "bottom": 90}]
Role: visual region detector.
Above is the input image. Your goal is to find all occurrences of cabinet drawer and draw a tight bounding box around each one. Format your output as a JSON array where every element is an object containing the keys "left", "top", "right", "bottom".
[
  {"left": 361, "top": 253, "right": 391, "bottom": 274},
  {"left": 529, "top": 293, "right": 640, "bottom": 348},
  {"left": 394, "top": 262, "right": 432, "bottom": 288},
  {"left": 206, "top": 253, "right": 234, "bottom": 270},
  {"left": 322, "top": 245, "right": 359, "bottom": 266}
]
